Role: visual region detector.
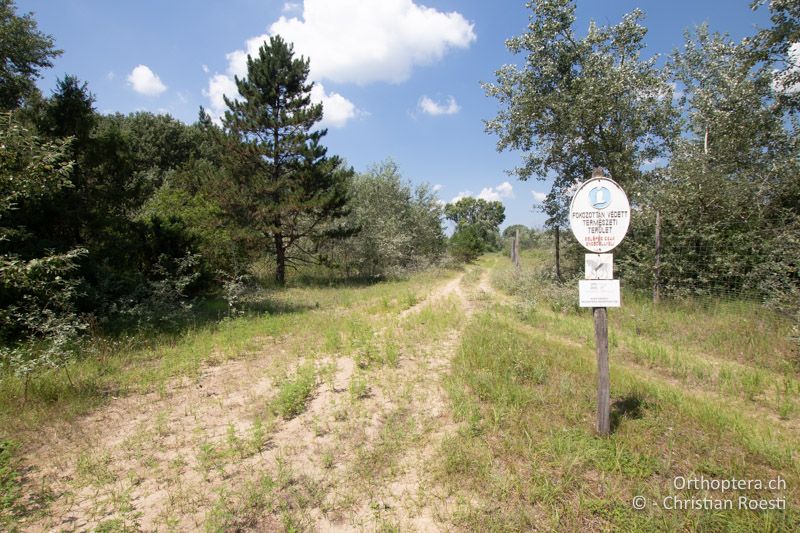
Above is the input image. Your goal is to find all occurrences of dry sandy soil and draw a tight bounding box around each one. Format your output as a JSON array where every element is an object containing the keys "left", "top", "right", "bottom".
[{"left": 18, "top": 269, "right": 493, "bottom": 532}]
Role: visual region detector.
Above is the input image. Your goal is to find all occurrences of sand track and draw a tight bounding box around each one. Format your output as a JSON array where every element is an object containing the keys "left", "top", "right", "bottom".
[{"left": 18, "top": 269, "right": 486, "bottom": 532}]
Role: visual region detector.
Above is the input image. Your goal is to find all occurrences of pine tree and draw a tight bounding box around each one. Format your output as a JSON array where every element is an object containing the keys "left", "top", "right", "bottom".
[{"left": 220, "top": 35, "right": 352, "bottom": 284}]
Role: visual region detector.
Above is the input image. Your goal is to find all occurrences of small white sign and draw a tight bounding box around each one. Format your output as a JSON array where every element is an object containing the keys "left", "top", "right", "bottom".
[
  {"left": 569, "top": 177, "right": 630, "bottom": 253},
  {"left": 585, "top": 254, "right": 613, "bottom": 280},
  {"left": 579, "top": 280, "right": 621, "bottom": 307}
]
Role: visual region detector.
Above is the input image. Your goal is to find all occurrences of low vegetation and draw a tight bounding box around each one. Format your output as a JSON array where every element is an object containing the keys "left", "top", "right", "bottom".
[{"left": 436, "top": 252, "right": 799, "bottom": 531}]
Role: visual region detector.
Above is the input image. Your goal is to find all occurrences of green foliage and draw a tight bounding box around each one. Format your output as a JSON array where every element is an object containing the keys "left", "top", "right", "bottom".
[
  {"left": 445, "top": 197, "right": 506, "bottom": 258},
  {"left": 0, "top": 0, "right": 61, "bottom": 110},
  {"left": 483, "top": 0, "right": 676, "bottom": 226},
  {"left": 750, "top": 0, "right": 800, "bottom": 113},
  {"left": 0, "top": 438, "right": 20, "bottom": 514},
  {"left": 0, "top": 112, "right": 87, "bottom": 381},
  {"left": 138, "top": 185, "right": 241, "bottom": 274},
  {"left": 444, "top": 197, "right": 505, "bottom": 230},
  {"left": 320, "top": 159, "right": 445, "bottom": 277},
  {"left": 448, "top": 225, "right": 485, "bottom": 263},
  {"left": 0, "top": 249, "right": 87, "bottom": 380},
  {"left": 100, "top": 251, "right": 202, "bottom": 331},
  {"left": 502, "top": 224, "right": 539, "bottom": 253},
  {"left": 219, "top": 35, "right": 353, "bottom": 284},
  {"left": 38, "top": 75, "right": 96, "bottom": 142},
  {"left": 617, "top": 26, "right": 800, "bottom": 309},
  {"left": 0, "top": 111, "right": 73, "bottom": 217},
  {"left": 272, "top": 364, "right": 317, "bottom": 420}
]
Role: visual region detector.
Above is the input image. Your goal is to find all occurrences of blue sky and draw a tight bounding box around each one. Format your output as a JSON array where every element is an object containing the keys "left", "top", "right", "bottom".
[{"left": 19, "top": 0, "right": 770, "bottom": 229}]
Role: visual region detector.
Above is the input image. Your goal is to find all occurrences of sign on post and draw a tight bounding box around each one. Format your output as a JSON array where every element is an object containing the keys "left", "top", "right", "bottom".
[
  {"left": 569, "top": 177, "right": 630, "bottom": 253},
  {"left": 585, "top": 253, "right": 613, "bottom": 280},
  {"left": 569, "top": 169, "right": 629, "bottom": 436},
  {"left": 579, "top": 280, "right": 621, "bottom": 307}
]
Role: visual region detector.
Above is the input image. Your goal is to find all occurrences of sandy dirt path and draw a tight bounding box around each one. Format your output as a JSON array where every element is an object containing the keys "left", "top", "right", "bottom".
[{"left": 19, "top": 268, "right": 490, "bottom": 532}]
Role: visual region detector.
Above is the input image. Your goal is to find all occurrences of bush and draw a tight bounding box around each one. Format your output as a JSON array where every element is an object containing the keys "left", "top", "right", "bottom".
[
  {"left": 320, "top": 160, "right": 446, "bottom": 277},
  {"left": 99, "top": 252, "right": 203, "bottom": 331},
  {"left": 0, "top": 249, "right": 87, "bottom": 389},
  {"left": 449, "top": 225, "right": 485, "bottom": 263},
  {"left": 495, "top": 262, "right": 580, "bottom": 315}
]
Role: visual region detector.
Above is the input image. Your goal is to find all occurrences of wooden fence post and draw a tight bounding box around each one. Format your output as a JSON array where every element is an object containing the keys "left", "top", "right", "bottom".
[
  {"left": 594, "top": 307, "right": 610, "bottom": 435},
  {"left": 513, "top": 228, "right": 521, "bottom": 270},
  {"left": 511, "top": 230, "right": 517, "bottom": 265},
  {"left": 654, "top": 209, "right": 661, "bottom": 304},
  {"left": 555, "top": 226, "right": 562, "bottom": 282}
]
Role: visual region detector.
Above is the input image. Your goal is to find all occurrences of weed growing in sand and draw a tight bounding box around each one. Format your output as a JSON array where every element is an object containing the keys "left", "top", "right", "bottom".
[{"left": 272, "top": 364, "right": 317, "bottom": 420}]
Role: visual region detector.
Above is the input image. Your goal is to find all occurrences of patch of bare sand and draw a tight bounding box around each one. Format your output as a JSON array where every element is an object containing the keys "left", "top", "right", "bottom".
[{"left": 20, "top": 347, "right": 293, "bottom": 531}]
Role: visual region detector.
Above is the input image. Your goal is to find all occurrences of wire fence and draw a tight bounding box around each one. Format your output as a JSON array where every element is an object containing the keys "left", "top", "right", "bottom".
[{"left": 529, "top": 228, "right": 798, "bottom": 317}]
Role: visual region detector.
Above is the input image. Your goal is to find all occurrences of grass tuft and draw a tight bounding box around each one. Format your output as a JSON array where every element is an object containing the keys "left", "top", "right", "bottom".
[{"left": 272, "top": 364, "right": 317, "bottom": 420}]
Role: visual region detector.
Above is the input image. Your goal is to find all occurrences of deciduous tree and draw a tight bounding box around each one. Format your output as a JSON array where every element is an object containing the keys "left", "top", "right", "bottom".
[
  {"left": 483, "top": 0, "right": 676, "bottom": 228},
  {"left": 0, "top": 0, "right": 60, "bottom": 111}
]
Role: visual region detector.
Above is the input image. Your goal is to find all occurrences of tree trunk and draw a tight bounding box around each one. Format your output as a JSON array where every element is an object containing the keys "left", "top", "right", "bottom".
[
  {"left": 274, "top": 232, "right": 286, "bottom": 285},
  {"left": 555, "top": 226, "right": 562, "bottom": 282}
]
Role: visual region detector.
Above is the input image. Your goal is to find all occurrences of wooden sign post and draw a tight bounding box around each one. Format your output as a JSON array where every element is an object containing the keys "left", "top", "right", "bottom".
[
  {"left": 594, "top": 307, "right": 610, "bottom": 434},
  {"left": 569, "top": 168, "right": 630, "bottom": 435}
]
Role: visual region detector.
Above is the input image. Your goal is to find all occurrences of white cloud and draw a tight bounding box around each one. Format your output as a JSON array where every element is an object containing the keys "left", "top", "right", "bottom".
[
  {"left": 310, "top": 82, "right": 357, "bottom": 128},
  {"left": 496, "top": 181, "right": 513, "bottom": 198},
  {"left": 266, "top": 0, "right": 476, "bottom": 85},
  {"left": 532, "top": 190, "right": 547, "bottom": 203},
  {"left": 451, "top": 190, "right": 472, "bottom": 203},
  {"left": 478, "top": 181, "right": 514, "bottom": 202},
  {"left": 127, "top": 64, "right": 167, "bottom": 96},
  {"left": 451, "top": 182, "right": 514, "bottom": 203},
  {"left": 433, "top": 184, "right": 443, "bottom": 192},
  {"left": 418, "top": 95, "right": 460, "bottom": 116},
  {"left": 202, "top": 64, "right": 210, "bottom": 74},
  {"left": 204, "top": 0, "right": 474, "bottom": 127},
  {"left": 203, "top": 74, "right": 239, "bottom": 122},
  {"left": 106, "top": 71, "right": 115, "bottom": 81},
  {"left": 478, "top": 188, "right": 501, "bottom": 201}
]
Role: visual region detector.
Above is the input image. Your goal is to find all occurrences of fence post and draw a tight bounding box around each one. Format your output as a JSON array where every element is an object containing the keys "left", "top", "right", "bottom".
[
  {"left": 555, "top": 226, "right": 562, "bottom": 282},
  {"left": 511, "top": 230, "right": 517, "bottom": 265},
  {"left": 654, "top": 209, "right": 661, "bottom": 304},
  {"left": 514, "top": 228, "right": 521, "bottom": 270}
]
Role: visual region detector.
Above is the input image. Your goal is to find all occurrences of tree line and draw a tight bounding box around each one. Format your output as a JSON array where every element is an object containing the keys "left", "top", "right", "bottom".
[
  {"left": 484, "top": 0, "right": 799, "bottom": 321},
  {"left": 0, "top": 0, "right": 506, "bottom": 385}
]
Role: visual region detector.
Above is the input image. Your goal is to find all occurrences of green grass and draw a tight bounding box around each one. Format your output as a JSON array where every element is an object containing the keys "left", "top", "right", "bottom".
[
  {"left": 434, "top": 251, "right": 799, "bottom": 531},
  {"left": 0, "top": 439, "right": 20, "bottom": 520},
  {"left": 6, "top": 248, "right": 796, "bottom": 530},
  {"left": 0, "top": 267, "right": 456, "bottom": 436},
  {"left": 272, "top": 364, "right": 317, "bottom": 420},
  {"left": 439, "top": 308, "right": 799, "bottom": 531}
]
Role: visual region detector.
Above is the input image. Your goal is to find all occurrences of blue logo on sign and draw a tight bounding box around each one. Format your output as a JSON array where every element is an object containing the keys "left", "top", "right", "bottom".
[{"left": 590, "top": 186, "right": 611, "bottom": 209}]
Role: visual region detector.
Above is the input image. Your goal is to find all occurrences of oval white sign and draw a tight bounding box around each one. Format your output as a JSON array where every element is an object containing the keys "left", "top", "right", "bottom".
[{"left": 568, "top": 177, "right": 630, "bottom": 253}]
